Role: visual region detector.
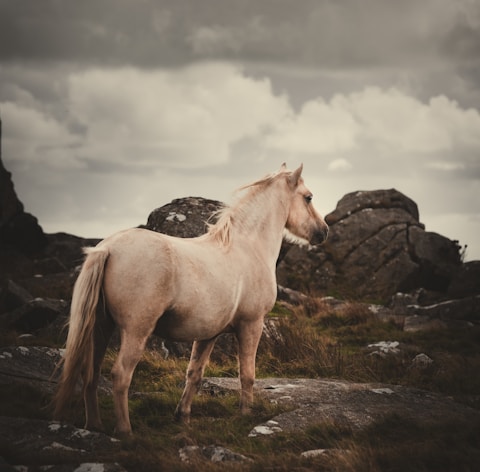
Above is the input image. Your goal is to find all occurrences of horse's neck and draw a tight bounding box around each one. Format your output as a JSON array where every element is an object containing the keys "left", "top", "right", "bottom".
[{"left": 233, "top": 184, "right": 289, "bottom": 267}]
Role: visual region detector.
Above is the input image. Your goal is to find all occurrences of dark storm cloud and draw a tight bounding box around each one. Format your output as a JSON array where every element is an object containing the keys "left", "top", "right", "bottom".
[
  {"left": 0, "top": 0, "right": 287, "bottom": 65},
  {"left": 0, "top": 0, "right": 474, "bottom": 68},
  {"left": 0, "top": 0, "right": 189, "bottom": 65},
  {"left": 442, "top": 8, "right": 480, "bottom": 62},
  {"left": 3, "top": 0, "right": 479, "bottom": 110}
]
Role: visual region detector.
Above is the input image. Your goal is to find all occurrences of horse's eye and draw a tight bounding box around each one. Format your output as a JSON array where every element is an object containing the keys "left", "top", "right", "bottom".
[{"left": 305, "top": 194, "right": 313, "bottom": 204}]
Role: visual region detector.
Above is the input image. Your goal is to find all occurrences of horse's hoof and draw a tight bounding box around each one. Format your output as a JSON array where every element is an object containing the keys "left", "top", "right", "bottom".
[
  {"left": 174, "top": 411, "right": 191, "bottom": 424},
  {"left": 240, "top": 406, "right": 252, "bottom": 416},
  {"left": 113, "top": 428, "right": 133, "bottom": 439},
  {"left": 176, "top": 415, "right": 191, "bottom": 425}
]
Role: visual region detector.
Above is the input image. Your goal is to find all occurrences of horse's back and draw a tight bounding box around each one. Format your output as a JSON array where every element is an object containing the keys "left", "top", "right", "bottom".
[{"left": 97, "top": 228, "right": 229, "bottom": 307}]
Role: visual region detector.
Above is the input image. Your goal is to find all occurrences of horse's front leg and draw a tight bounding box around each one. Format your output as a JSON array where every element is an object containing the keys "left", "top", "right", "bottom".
[
  {"left": 236, "top": 319, "right": 264, "bottom": 414},
  {"left": 175, "top": 337, "right": 217, "bottom": 423}
]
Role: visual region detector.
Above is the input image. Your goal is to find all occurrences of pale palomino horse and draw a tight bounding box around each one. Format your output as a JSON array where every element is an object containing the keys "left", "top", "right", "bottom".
[{"left": 54, "top": 164, "right": 328, "bottom": 435}]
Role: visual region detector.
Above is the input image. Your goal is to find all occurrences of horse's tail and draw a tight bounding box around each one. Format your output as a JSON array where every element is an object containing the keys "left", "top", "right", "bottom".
[{"left": 53, "top": 247, "right": 109, "bottom": 418}]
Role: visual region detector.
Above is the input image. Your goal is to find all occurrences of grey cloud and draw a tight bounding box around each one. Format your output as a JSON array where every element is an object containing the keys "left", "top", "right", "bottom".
[
  {"left": 0, "top": 0, "right": 187, "bottom": 66},
  {"left": 3, "top": 0, "right": 478, "bottom": 109},
  {"left": 0, "top": 0, "right": 471, "bottom": 68},
  {"left": 0, "top": 0, "right": 288, "bottom": 65},
  {"left": 441, "top": 5, "right": 480, "bottom": 62}
]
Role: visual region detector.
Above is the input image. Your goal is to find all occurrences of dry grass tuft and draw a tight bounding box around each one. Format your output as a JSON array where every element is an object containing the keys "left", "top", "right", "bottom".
[{"left": 259, "top": 313, "right": 344, "bottom": 378}]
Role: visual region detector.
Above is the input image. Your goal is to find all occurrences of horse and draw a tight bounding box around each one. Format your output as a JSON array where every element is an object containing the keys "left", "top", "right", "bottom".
[{"left": 53, "top": 163, "right": 328, "bottom": 436}]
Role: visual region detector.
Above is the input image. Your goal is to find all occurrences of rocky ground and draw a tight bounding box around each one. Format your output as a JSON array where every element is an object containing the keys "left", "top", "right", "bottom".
[{"left": 1, "top": 345, "right": 479, "bottom": 470}]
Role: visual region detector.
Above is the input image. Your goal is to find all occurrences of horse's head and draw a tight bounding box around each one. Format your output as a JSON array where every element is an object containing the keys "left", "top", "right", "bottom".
[{"left": 283, "top": 164, "right": 329, "bottom": 247}]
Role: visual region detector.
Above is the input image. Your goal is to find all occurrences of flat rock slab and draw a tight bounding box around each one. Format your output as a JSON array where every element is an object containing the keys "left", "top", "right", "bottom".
[
  {"left": 0, "top": 416, "right": 121, "bottom": 466},
  {"left": 0, "top": 346, "right": 62, "bottom": 394},
  {"left": 0, "top": 346, "right": 111, "bottom": 395},
  {"left": 202, "top": 377, "right": 480, "bottom": 436}
]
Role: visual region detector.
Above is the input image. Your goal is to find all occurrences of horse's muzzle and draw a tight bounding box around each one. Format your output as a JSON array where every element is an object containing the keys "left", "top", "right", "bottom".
[{"left": 311, "top": 224, "right": 329, "bottom": 246}]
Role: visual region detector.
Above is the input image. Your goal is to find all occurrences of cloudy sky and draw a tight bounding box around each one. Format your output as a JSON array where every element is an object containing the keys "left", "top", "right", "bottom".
[{"left": 1, "top": 0, "right": 479, "bottom": 260}]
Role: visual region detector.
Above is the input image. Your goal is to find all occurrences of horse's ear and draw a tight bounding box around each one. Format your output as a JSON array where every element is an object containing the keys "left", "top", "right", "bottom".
[
  {"left": 288, "top": 163, "right": 303, "bottom": 188},
  {"left": 280, "top": 162, "right": 287, "bottom": 171}
]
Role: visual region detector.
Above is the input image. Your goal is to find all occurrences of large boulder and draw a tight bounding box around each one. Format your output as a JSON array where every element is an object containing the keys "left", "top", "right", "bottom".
[
  {"left": 0, "top": 155, "right": 47, "bottom": 256},
  {"left": 145, "top": 196, "right": 225, "bottom": 238},
  {"left": 0, "top": 279, "right": 33, "bottom": 314},
  {"left": 277, "top": 189, "right": 463, "bottom": 301},
  {"left": 43, "top": 233, "right": 102, "bottom": 271},
  {"left": 1, "top": 298, "right": 68, "bottom": 333},
  {"left": 448, "top": 261, "right": 480, "bottom": 299}
]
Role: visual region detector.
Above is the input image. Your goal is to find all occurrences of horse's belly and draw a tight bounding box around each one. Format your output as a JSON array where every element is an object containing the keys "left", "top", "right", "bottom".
[{"left": 153, "top": 307, "right": 233, "bottom": 342}]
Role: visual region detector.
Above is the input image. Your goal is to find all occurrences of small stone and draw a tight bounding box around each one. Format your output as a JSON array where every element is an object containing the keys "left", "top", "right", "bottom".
[
  {"left": 70, "top": 428, "right": 93, "bottom": 439},
  {"left": 411, "top": 353, "right": 434, "bottom": 368},
  {"left": 367, "top": 341, "right": 400, "bottom": 354},
  {"left": 73, "top": 464, "right": 106, "bottom": 472},
  {"left": 178, "top": 445, "right": 252, "bottom": 464},
  {"left": 301, "top": 449, "right": 328, "bottom": 458},
  {"left": 248, "top": 423, "right": 284, "bottom": 437},
  {"left": 179, "top": 445, "right": 200, "bottom": 463},
  {"left": 371, "top": 388, "right": 394, "bottom": 395},
  {"left": 42, "top": 441, "right": 86, "bottom": 453},
  {"left": 48, "top": 422, "right": 62, "bottom": 432}
]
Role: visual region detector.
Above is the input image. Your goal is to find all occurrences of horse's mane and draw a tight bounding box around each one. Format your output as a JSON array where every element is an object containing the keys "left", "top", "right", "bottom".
[{"left": 207, "top": 168, "right": 288, "bottom": 247}]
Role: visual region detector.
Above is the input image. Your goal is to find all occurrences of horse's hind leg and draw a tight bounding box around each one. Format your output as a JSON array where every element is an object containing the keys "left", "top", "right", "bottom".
[
  {"left": 111, "top": 329, "right": 150, "bottom": 436},
  {"left": 84, "top": 305, "right": 114, "bottom": 431},
  {"left": 174, "top": 337, "right": 217, "bottom": 423}
]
